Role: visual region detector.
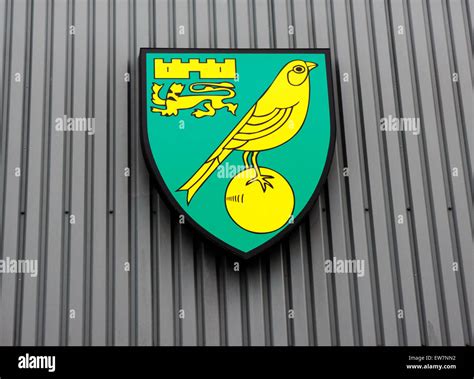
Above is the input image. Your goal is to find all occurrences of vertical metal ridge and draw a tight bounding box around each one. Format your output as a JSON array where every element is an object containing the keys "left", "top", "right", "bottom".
[
  {"left": 194, "top": 242, "right": 204, "bottom": 346},
  {"left": 0, "top": 0, "right": 13, "bottom": 268},
  {"left": 308, "top": 189, "right": 334, "bottom": 345},
  {"left": 104, "top": 0, "right": 115, "bottom": 346},
  {"left": 284, "top": 239, "right": 296, "bottom": 346},
  {"left": 413, "top": 0, "right": 457, "bottom": 345},
  {"left": 445, "top": 0, "right": 473, "bottom": 214},
  {"left": 305, "top": 0, "right": 332, "bottom": 346},
  {"left": 267, "top": 0, "right": 275, "bottom": 48},
  {"left": 14, "top": 0, "right": 34, "bottom": 346},
  {"left": 114, "top": 0, "right": 132, "bottom": 346},
  {"left": 423, "top": 1, "right": 455, "bottom": 208},
  {"left": 172, "top": 220, "right": 181, "bottom": 346},
  {"left": 423, "top": 2, "right": 452, "bottom": 184},
  {"left": 189, "top": 0, "right": 196, "bottom": 47},
  {"left": 169, "top": 0, "right": 176, "bottom": 47},
  {"left": 127, "top": 0, "right": 137, "bottom": 346},
  {"left": 129, "top": 0, "right": 156, "bottom": 346},
  {"left": 108, "top": 0, "right": 117, "bottom": 347},
  {"left": 83, "top": 0, "right": 95, "bottom": 346},
  {"left": 369, "top": 0, "right": 407, "bottom": 345},
  {"left": 365, "top": 0, "right": 405, "bottom": 346},
  {"left": 69, "top": 0, "right": 89, "bottom": 345},
  {"left": 41, "top": 0, "right": 64, "bottom": 346},
  {"left": 322, "top": 186, "right": 340, "bottom": 345},
  {"left": 326, "top": 0, "right": 352, "bottom": 346},
  {"left": 287, "top": 0, "right": 295, "bottom": 48},
  {"left": 244, "top": 261, "right": 271, "bottom": 346},
  {"left": 130, "top": 0, "right": 154, "bottom": 346},
  {"left": 404, "top": 0, "right": 435, "bottom": 346},
  {"left": 447, "top": 201, "right": 471, "bottom": 343},
  {"left": 149, "top": 0, "right": 156, "bottom": 46},
  {"left": 138, "top": 0, "right": 153, "bottom": 347},
  {"left": 17, "top": 0, "right": 33, "bottom": 216},
  {"left": 157, "top": 199, "right": 174, "bottom": 345},
  {"left": 208, "top": 0, "right": 216, "bottom": 48},
  {"left": 315, "top": 0, "right": 342, "bottom": 346},
  {"left": 106, "top": 0, "right": 115, "bottom": 216},
  {"left": 239, "top": 263, "right": 249, "bottom": 346},
  {"left": 303, "top": 218, "right": 318, "bottom": 346},
  {"left": 425, "top": 0, "right": 469, "bottom": 345},
  {"left": 394, "top": 0, "right": 431, "bottom": 346},
  {"left": 199, "top": 244, "right": 222, "bottom": 346},
  {"left": 150, "top": 193, "right": 158, "bottom": 346},
  {"left": 105, "top": 0, "right": 115, "bottom": 346},
  {"left": 307, "top": 0, "right": 316, "bottom": 47},
  {"left": 36, "top": 0, "right": 54, "bottom": 346},
  {"left": 405, "top": 0, "right": 447, "bottom": 345},
  {"left": 341, "top": 0, "right": 372, "bottom": 346},
  {"left": 0, "top": 0, "right": 21, "bottom": 346},
  {"left": 302, "top": 221, "right": 317, "bottom": 346},
  {"left": 466, "top": 0, "right": 473, "bottom": 34},
  {"left": 333, "top": 0, "right": 370, "bottom": 345},
  {"left": 383, "top": 0, "right": 423, "bottom": 346},
  {"left": 248, "top": 0, "right": 257, "bottom": 48},
  {"left": 89, "top": 0, "right": 108, "bottom": 346},
  {"left": 228, "top": 0, "right": 236, "bottom": 48},
  {"left": 216, "top": 255, "right": 226, "bottom": 346},
  {"left": 21, "top": 0, "right": 48, "bottom": 346},
  {"left": 59, "top": 0, "right": 75, "bottom": 346},
  {"left": 444, "top": 0, "right": 474, "bottom": 345}
]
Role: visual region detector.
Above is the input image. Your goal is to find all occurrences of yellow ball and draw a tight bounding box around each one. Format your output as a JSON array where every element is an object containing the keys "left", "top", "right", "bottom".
[{"left": 225, "top": 167, "right": 295, "bottom": 233}]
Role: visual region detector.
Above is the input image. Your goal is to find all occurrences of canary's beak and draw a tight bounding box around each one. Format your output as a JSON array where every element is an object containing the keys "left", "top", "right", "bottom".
[{"left": 306, "top": 61, "right": 317, "bottom": 71}]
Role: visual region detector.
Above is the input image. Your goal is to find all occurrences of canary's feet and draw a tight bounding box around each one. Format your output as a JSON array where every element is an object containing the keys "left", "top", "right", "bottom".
[{"left": 246, "top": 173, "right": 274, "bottom": 192}]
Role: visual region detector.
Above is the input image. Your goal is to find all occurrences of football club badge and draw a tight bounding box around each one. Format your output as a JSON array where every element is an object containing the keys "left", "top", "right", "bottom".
[{"left": 140, "top": 49, "right": 335, "bottom": 258}]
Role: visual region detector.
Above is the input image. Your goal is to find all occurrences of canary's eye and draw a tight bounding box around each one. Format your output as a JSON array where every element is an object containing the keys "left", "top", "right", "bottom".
[{"left": 294, "top": 65, "right": 305, "bottom": 73}]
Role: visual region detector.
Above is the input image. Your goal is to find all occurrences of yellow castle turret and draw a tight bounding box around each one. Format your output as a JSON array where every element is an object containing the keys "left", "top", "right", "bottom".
[{"left": 154, "top": 58, "right": 236, "bottom": 79}]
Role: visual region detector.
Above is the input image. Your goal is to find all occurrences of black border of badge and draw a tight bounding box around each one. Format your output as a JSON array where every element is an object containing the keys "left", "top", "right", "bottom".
[{"left": 140, "top": 48, "right": 336, "bottom": 259}]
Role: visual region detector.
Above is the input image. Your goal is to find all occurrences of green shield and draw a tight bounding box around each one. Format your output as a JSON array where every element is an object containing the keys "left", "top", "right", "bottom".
[{"left": 140, "top": 49, "right": 335, "bottom": 258}]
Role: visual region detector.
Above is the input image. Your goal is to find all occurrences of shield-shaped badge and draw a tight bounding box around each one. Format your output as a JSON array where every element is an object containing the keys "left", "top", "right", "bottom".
[{"left": 140, "top": 49, "right": 335, "bottom": 258}]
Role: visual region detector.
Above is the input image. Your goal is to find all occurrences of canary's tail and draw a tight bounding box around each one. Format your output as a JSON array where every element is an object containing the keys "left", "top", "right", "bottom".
[{"left": 178, "top": 148, "right": 232, "bottom": 203}]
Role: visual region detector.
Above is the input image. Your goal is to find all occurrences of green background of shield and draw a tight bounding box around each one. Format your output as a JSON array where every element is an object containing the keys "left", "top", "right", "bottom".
[{"left": 145, "top": 52, "right": 330, "bottom": 254}]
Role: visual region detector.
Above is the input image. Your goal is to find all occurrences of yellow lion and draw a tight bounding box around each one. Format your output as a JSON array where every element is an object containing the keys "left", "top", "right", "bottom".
[{"left": 150, "top": 82, "right": 238, "bottom": 118}]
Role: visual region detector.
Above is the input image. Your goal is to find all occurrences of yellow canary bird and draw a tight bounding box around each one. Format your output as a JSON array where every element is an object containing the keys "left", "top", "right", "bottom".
[{"left": 178, "top": 59, "right": 317, "bottom": 203}]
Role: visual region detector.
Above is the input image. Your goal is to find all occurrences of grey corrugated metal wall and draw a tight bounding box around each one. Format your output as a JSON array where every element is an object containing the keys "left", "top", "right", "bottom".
[{"left": 0, "top": 0, "right": 472, "bottom": 346}]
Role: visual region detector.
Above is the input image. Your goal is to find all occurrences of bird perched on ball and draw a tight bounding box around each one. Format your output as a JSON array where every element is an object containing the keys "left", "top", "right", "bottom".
[{"left": 178, "top": 59, "right": 317, "bottom": 203}]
